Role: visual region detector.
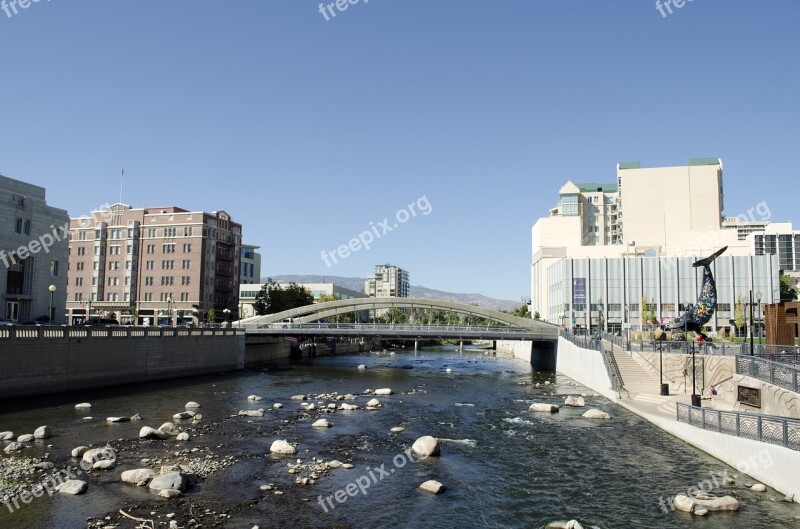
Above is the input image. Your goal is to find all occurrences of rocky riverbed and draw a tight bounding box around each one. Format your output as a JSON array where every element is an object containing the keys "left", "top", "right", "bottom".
[{"left": 2, "top": 348, "right": 800, "bottom": 529}]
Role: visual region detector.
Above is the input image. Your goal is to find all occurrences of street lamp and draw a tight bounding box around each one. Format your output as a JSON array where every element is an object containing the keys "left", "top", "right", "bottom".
[
  {"left": 686, "top": 300, "right": 700, "bottom": 407},
  {"left": 223, "top": 308, "right": 231, "bottom": 327},
  {"left": 749, "top": 290, "right": 754, "bottom": 356},
  {"left": 167, "top": 295, "right": 173, "bottom": 327},
  {"left": 756, "top": 291, "right": 763, "bottom": 347},
  {"left": 48, "top": 284, "right": 56, "bottom": 325}
]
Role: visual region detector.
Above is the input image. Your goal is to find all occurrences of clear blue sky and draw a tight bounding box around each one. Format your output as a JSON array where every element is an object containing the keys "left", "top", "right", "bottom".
[{"left": 1, "top": 1, "right": 798, "bottom": 302}]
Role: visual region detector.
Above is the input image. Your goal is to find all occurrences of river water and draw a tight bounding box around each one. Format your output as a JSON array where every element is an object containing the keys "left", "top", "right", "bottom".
[{"left": 0, "top": 346, "right": 798, "bottom": 529}]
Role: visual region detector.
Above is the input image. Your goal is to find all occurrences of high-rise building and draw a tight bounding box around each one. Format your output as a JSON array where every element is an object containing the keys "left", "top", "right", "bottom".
[
  {"left": 750, "top": 222, "right": 800, "bottom": 273},
  {"left": 66, "top": 203, "right": 241, "bottom": 325},
  {"left": 531, "top": 159, "right": 769, "bottom": 328},
  {"left": 365, "top": 264, "right": 409, "bottom": 298},
  {"left": 0, "top": 174, "right": 69, "bottom": 323},
  {"left": 240, "top": 244, "right": 262, "bottom": 284}
]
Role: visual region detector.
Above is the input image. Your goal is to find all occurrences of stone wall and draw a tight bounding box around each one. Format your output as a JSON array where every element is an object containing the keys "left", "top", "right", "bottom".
[{"left": 0, "top": 329, "right": 245, "bottom": 399}]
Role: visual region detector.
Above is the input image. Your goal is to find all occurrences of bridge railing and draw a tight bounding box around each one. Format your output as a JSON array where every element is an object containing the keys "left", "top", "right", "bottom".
[
  {"left": 736, "top": 355, "right": 800, "bottom": 393},
  {"left": 254, "top": 323, "right": 535, "bottom": 334},
  {"left": 0, "top": 326, "right": 245, "bottom": 340},
  {"left": 676, "top": 403, "right": 800, "bottom": 451}
]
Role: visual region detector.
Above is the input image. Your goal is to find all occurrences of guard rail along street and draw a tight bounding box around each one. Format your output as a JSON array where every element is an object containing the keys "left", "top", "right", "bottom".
[{"left": 676, "top": 403, "right": 800, "bottom": 451}]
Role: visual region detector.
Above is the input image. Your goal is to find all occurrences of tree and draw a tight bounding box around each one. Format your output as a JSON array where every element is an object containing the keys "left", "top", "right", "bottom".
[
  {"left": 734, "top": 295, "right": 745, "bottom": 336},
  {"left": 385, "top": 308, "right": 407, "bottom": 324},
  {"left": 780, "top": 273, "right": 798, "bottom": 301},
  {"left": 253, "top": 279, "right": 315, "bottom": 315},
  {"left": 206, "top": 308, "right": 216, "bottom": 324},
  {"left": 533, "top": 311, "right": 540, "bottom": 320},
  {"left": 129, "top": 305, "right": 139, "bottom": 325},
  {"left": 510, "top": 304, "right": 530, "bottom": 318},
  {"left": 640, "top": 295, "right": 648, "bottom": 328}
]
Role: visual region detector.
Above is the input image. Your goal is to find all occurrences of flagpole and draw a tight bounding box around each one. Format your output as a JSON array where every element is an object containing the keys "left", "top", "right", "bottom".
[{"left": 119, "top": 167, "right": 124, "bottom": 204}]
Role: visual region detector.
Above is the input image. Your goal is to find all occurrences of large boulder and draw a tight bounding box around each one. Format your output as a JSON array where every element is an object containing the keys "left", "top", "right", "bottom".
[
  {"left": 71, "top": 446, "right": 89, "bottom": 458},
  {"left": 411, "top": 436, "right": 440, "bottom": 458},
  {"left": 121, "top": 468, "right": 157, "bottom": 486},
  {"left": 140, "top": 426, "right": 168, "bottom": 440},
  {"left": 269, "top": 440, "right": 297, "bottom": 455},
  {"left": 74, "top": 403, "right": 92, "bottom": 409},
  {"left": 374, "top": 388, "right": 393, "bottom": 395},
  {"left": 148, "top": 472, "right": 187, "bottom": 492},
  {"left": 17, "top": 434, "right": 35, "bottom": 443},
  {"left": 366, "top": 398, "right": 381, "bottom": 408},
  {"left": 176, "top": 432, "right": 190, "bottom": 441},
  {"left": 529, "top": 403, "right": 559, "bottom": 413},
  {"left": 158, "top": 422, "right": 180, "bottom": 436},
  {"left": 419, "top": 480, "right": 445, "bottom": 494},
  {"left": 82, "top": 447, "right": 116, "bottom": 467},
  {"left": 4, "top": 442, "right": 24, "bottom": 453},
  {"left": 173, "top": 411, "right": 196, "bottom": 420},
  {"left": 56, "top": 480, "right": 88, "bottom": 495},
  {"left": 694, "top": 495, "right": 739, "bottom": 511},
  {"left": 0, "top": 431, "right": 13, "bottom": 441},
  {"left": 312, "top": 419, "right": 332, "bottom": 428},
  {"left": 582, "top": 409, "right": 611, "bottom": 420},
  {"left": 33, "top": 426, "right": 51, "bottom": 439},
  {"left": 185, "top": 402, "right": 201, "bottom": 409},
  {"left": 564, "top": 396, "right": 585, "bottom": 407},
  {"left": 106, "top": 416, "right": 130, "bottom": 423},
  {"left": 93, "top": 459, "right": 117, "bottom": 470}
]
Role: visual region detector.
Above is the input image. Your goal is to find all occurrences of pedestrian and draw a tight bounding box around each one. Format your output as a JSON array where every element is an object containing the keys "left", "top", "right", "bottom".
[{"left": 710, "top": 386, "right": 718, "bottom": 406}]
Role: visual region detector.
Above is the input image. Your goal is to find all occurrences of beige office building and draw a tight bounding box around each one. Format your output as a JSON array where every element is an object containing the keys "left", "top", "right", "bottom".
[
  {"left": 531, "top": 159, "right": 754, "bottom": 324},
  {"left": 365, "top": 264, "right": 409, "bottom": 298},
  {"left": 66, "top": 204, "right": 241, "bottom": 325}
]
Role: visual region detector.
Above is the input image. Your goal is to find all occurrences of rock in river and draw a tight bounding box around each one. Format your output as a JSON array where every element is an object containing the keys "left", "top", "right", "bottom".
[
  {"left": 159, "top": 422, "right": 181, "bottom": 436},
  {"left": 582, "top": 409, "right": 611, "bottom": 420},
  {"left": 529, "top": 403, "right": 559, "bottom": 413},
  {"left": 374, "top": 388, "right": 393, "bottom": 395},
  {"left": 56, "top": 480, "right": 88, "bottom": 495},
  {"left": 185, "top": 401, "right": 201, "bottom": 409},
  {"left": 419, "top": 480, "right": 445, "bottom": 494},
  {"left": 33, "top": 425, "right": 51, "bottom": 439},
  {"left": 149, "top": 472, "right": 187, "bottom": 492},
  {"left": 411, "top": 436, "right": 440, "bottom": 458},
  {"left": 17, "top": 434, "right": 35, "bottom": 443},
  {"left": 140, "top": 426, "right": 168, "bottom": 440},
  {"left": 312, "top": 419, "right": 332, "bottom": 428},
  {"left": 121, "top": 468, "right": 157, "bottom": 486},
  {"left": 270, "top": 440, "right": 297, "bottom": 455},
  {"left": 564, "top": 396, "right": 585, "bottom": 407}
]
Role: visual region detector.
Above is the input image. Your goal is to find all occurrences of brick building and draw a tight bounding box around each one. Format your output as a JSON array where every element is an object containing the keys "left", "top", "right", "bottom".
[{"left": 66, "top": 203, "right": 241, "bottom": 325}]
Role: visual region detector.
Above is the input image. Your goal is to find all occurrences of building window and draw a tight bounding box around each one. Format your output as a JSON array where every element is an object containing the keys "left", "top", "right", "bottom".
[
  {"left": 163, "top": 244, "right": 176, "bottom": 253},
  {"left": 146, "top": 260, "right": 154, "bottom": 270},
  {"left": 183, "top": 243, "right": 192, "bottom": 253},
  {"left": 79, "top": 231, "right": 87, "bottom": 241},
  {"left": 75, "top": 277, "right": 83, "bottom": 286},
  {"left": 182, "top": 276, "right": 191, "bottom": 286},
  {"left": 77, "top": 262, "right": 84, "bottom": 271},
  {"left": 50, "top": 260, "right": 59, "bottom": 276},
  {"left": 165, "top": 227, "right": 177, "bottom": 237},
  {"left": 145, "top": 276, "right": 153, "bottom": 286}
]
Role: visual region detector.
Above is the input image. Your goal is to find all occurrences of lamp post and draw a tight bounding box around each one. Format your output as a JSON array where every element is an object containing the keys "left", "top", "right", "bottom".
[
  {"left": 167, "top": 295, "right": 173, "bottom": 327},
  {"left": 48, "top": 284, "right": 56, "bottom": 325},
  {"left": 687, "top": 300, "right": 700, "bottom": 406},
  {"left": 223, "top": 308, "right": 231, "bottom": 327},
  {"left": 749, "top": 290, "right": 754, "bottom": 356},
  {"left": 756, "top": 291, "right": 763, "bottom": 347}
]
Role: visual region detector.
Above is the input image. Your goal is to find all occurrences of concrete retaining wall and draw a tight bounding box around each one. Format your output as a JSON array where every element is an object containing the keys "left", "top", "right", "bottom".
[
  {"left": 0, "top": 330, "right": 245, "bottom": 399},
  {"left": 555, "top": 337, "right": 619, "bottom": 402}
]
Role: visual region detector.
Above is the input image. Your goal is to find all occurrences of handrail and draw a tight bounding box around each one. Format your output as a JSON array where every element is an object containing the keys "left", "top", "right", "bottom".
[
  {"left": 736, "top": 355, "right": 799, "bottom": 393},
  {"left": 562, "top": 330, "right": 622, "bottom": 393},
  {"left": 676, "top": 402, "right": 800, "bottom": 451},
  {"left": 0, "top": 326, "right": 245, "bottom": 340}
]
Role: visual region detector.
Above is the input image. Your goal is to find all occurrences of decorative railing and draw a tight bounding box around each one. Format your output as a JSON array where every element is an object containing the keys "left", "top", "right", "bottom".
[
  {"left": 676, "top": 403, "right": 800, "bottom": 451},
  {"left": 736, "top": 355, "right": 799, "bottom": 393},
  {"left": 0, "top": 326, "right": 245, "bottom": 340}
]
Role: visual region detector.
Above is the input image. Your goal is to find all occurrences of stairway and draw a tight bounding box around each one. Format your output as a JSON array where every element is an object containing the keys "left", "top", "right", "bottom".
[{"left": 607, "top": 347, "right": 662, "bottom": 398}]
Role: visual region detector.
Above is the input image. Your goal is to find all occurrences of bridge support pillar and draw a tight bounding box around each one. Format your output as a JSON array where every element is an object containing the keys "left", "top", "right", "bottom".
[
  {"left": 531, "top": 341, "right": 557, "bottom": 372},
  {"left": 414, "top": 340, "right": 418, "bottom": 352},
  {"left": 459, "top": 340, "right": 463, "bottom": 353}
]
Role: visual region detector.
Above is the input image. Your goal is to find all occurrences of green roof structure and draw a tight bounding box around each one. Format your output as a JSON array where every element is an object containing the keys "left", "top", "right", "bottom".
[{"left": 576, "top": 183, "right": 618, "bottom": 193}]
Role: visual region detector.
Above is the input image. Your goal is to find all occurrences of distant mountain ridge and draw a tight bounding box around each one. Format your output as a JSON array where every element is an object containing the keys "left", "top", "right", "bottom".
[{"left": 267, "top": 275, "right": 520, "bottom": 312}]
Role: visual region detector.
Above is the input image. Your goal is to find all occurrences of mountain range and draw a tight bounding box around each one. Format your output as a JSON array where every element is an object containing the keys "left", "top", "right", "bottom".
[{"left": 266, "top": 275, "right": 521, "bottom": 312}]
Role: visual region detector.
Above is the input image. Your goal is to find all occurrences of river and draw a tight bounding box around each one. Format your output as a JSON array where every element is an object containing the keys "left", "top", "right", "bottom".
[{"left": 0, "top": 346, "right": 798, "bottom": 528}]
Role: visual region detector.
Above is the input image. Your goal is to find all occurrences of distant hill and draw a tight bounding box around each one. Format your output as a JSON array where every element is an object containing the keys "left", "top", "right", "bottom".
[{"left": 267, "top": 275, "right": 520, "bottom": 312}]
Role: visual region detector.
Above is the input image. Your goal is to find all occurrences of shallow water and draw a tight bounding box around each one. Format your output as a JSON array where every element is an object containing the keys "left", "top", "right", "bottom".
[{"left": 1, "top": 346, "right": 798, "bottom": 528}]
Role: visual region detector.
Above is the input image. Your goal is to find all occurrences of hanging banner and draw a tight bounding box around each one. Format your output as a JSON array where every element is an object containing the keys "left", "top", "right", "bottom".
[{"left": 572, "top": 278, "right": 586, "bottom": 304}]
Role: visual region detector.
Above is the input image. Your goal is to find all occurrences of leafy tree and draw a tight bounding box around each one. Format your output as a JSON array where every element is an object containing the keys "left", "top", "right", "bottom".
[
  {"left": 734, "top": 295, "right": 745, "bottom": 335},
  {"left": 129, "top": 305, "right": 139, "bottom": 325},
  {"left": 206, "top": 308, "right": 216, "bottom": 324},
  {"left": 253, "top": 279, "right": 315, "bottom": 315},
  {"left": 780, "top": 273, "right": 798, "bottom": 301},
  {"left": 510, "top": 304, "right": 531, "bottom": 318},
  {"left": 640, "top": 295, "right": 648, "bottom": 328},
  {"left": 386, "top": 308, "right": 407, "bottom": 324},
  {"left": 533, "top": 311, "right": 540, "bottom": 320}
]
